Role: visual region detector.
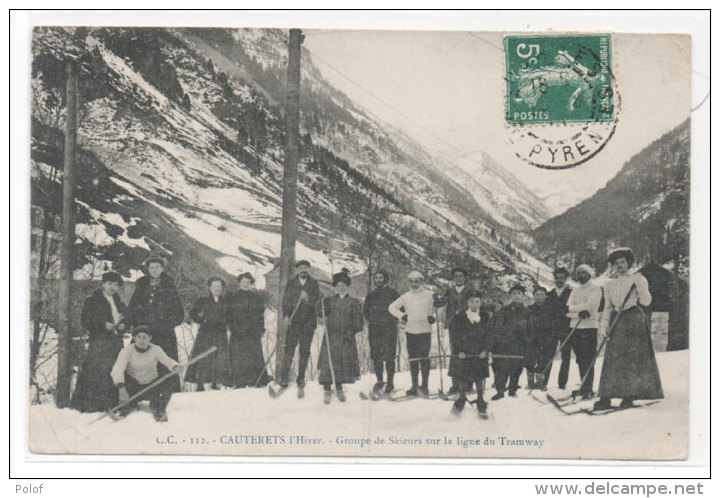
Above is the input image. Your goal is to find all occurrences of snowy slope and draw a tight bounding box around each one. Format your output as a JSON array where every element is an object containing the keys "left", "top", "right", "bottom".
[
  {"left": 29, "top": 351, "right": 687, "bottom": 460},
  {"left": 32, "top": 26, "right": 545, "bottom": 289}
]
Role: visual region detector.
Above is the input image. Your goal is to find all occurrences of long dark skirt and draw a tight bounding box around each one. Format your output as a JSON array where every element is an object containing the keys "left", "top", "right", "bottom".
[
  {"left": 229, "top": 333, "right": 269, "bottom": 387},
  {"left": 186, "top": 325, "right": 232, "bottom": 386},
  {"left": 71, "top": 337, "right": 124, "bottom": 413},
  {"left": 318, "top": 331, "right": 360, "bottom": 385},
  {"left": 598, "top": 307, "right": 664, "bottom": 400}
]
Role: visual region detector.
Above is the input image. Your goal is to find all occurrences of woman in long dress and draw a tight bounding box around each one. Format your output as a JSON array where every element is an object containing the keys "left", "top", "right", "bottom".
[
  {"left": 317, "top": 270, "right": 364, "bottom": 404},
  {"left": 185, "top": 277, "right": 232, "bottom": 390},
  {"left": 71, "top": 271, "right": 127, "bottom": 413},
  {"left": 595, "top": 247, "right": 663, "bottom": 410},
  {"left": 226, "top": 273, "right": 269, "bottom": 387}
]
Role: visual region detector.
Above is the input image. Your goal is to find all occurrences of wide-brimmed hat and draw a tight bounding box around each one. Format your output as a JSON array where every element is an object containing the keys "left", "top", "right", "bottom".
[
  {"left": 102, "top": 271, "right": 124, "bottom": 286},
  {"left": 607, "top": 247, "right": 635, "bottom": 267}
]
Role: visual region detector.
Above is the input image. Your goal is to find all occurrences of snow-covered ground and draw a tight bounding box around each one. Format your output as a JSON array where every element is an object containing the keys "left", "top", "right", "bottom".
[{"left": 29, "top": 351, "right": 687, "bottom": 460}]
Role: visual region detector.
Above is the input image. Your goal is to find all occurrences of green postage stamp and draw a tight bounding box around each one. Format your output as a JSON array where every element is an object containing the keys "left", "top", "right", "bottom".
[{"left": 505, "top": 34, "right": 614, "bottom": 124}]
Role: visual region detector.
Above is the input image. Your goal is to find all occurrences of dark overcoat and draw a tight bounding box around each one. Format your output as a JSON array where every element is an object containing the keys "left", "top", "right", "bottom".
[
  {"left": 449, "top": 311, "right": 491, "bottom": 381},
  {"left": 282, "top": 276, "right": 320, "bottom": 329},
  {"left": 70, "top": 289, "right": 126, "bottom": 413},
  {"left": 317, "top": 295, "right": 363, "bottom": 384},
  {"left": 363, "top": 285, "right": 400, "bottom": 362},
  {"left": 185, "top": 295, "right": 232, "bottom": 386},
  {"left": 442, "top": 285, "right": 475, "bottom": 379},
  {"left": 489, "top": 302, "right": 532, "bottom": 369},
  {"left": 527, "top": 300, "right": 562, "bottom": 371},
  {"left": 126, "top": 273, "right": 184, "bottom": 360},
  {"left": 548, "top": 286, "right": 572, "bottom": 341},
  {"left": 226, "top": 290, "right": 269, "bottom": 387}
]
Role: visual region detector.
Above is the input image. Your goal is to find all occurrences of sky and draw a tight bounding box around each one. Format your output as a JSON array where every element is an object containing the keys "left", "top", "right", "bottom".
[{"left": 304, "top": 31, "right": 692, "bottom": 215}]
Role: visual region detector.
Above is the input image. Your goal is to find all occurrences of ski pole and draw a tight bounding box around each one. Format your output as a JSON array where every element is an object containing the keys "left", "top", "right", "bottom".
[
  {"left": 92, "top": 346, "right": 218, "bottom": 424},
  {"left": 527, "top": 317, "right": 585, "bottom": 397},
  {"left": 409, "top": 353, "right": 522, "bottom": 362},
  {"left": 320, "top": 296, "right": 337, "bottom": 393},
  {"left": 434, "top": 307, "right": 445, "bottom": 396},
  {"left": 576, "top": 283, "right": 637, "bottom": 397},
  {"left": 255, "top": 296, "right": 303, "bottom": 387}
]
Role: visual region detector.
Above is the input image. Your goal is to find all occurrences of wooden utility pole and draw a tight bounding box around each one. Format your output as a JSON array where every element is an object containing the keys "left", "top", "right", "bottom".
[
  {"left": 55, "top": 60, "right": 78, "bottom": 408},
  {"left": 275, "top": 29, "right": 303, "bottom": 375}
]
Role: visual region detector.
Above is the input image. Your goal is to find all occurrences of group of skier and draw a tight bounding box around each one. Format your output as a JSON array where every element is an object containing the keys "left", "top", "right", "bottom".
[
  {"left": 70, "top": 257, "right": 270, "bottom": 421},
  {"left": 274, "top": 246, "right": 663, "bottom": 416},
  {"left": 69, "top": 246, "right": 664, "bottom": 422}
]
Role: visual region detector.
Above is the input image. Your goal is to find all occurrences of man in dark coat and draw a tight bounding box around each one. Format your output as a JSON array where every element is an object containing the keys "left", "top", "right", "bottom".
[
  {"left": 363, "top": 269, "right": 400, "bottom": 394},
  {"left": 526, "top": 286, "right": 559, "bottom": 390},
  {"left": 438, "top": 267, "right": 475, "bottom": 395},
  {"left": 548, "top": 267, "right": 573, "bottom": 389},
  {"left": 126, "top": 257, "right": 185, "bottom": 393},
  {"left": 279, "top": 260, "right": 320, "bottom": 388},
  {"left": 489, "top": 285, "right": 532, "bottom": 399}
]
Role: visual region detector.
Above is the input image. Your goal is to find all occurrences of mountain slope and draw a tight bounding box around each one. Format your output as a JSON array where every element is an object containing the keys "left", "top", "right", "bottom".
[
  {"left": 31, "top": 26, "right": 552, "bottom": 305},
  {"left": 532, "top": 119, "right": 690, "bottom": 274}
]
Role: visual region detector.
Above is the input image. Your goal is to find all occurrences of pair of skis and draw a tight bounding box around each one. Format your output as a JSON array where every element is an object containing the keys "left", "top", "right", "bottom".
[
  {"left": 268, "top": 296, "right": 338, "bottom": 402},
  {"left": 450, "top": 379, "right": 488, "bottom": 419},
  {"left": 543, "top": 393, "right": 660, "bottom": 416},
  {"left": 92, "top": 346, "right": 218, "bottom": 424},
  {"left": 542, "top": 284, "right": 649, "bottom": 416}
]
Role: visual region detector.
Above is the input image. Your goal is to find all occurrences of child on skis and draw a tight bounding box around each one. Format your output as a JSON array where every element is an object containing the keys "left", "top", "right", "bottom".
[
  {"left": 110, "top": 325, "right": 184, "bottom": 421},
  {"left": 449, "top": 290, "right": 491, "bottom": 416}
]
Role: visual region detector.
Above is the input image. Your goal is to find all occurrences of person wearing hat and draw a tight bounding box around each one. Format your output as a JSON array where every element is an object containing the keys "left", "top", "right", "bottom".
[
  {"left": 388, "top": 270, "right": 437, "bottom": 396},
  {"left": 489, "top": 284, "right": 532, "bottom": 399},
  {"left": 594, "top": 248, "right": 663, "bottom": 410},
  {"left": 71, "top": 271, "right": 127, "bottom": 413},
  {"left": 526, "top": 286, "right": 560, "bottom": 391},
  {"left": 185, "top": 277, "right": 232, "bottom": 391},
  {"left": 449, "top": 290, "right": 491, "bottom": 415},
  {"left": 126, "top": 257, "right": 185, "bottom": 393},
  {"left": 317, "top": 269, "right": 364, "bottom": 404},
  {"left": 363, "top": 269, "right": 400, "bottom": 395},
  {"left": 565, "top": 264, "right": 603, "bottom": 399},
  {"left": 279, "top": 260, "right": 320, "bottom": 390},
  {"left": 548, "top": 267, "right": 573, "bottom": 389},
  {"left": 110, "top": 326, "right": 184, "bottom": 422},
  {"left": 437, "top": 267, "right": 475, "bottom": 396},
  {"left": 226, "top": 273, "right": 269, "bottom": 388}
]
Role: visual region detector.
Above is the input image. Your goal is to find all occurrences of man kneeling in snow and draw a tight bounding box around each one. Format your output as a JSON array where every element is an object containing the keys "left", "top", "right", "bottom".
[{"left": 110, "top": 325, "right": 184, "bottom": 422}]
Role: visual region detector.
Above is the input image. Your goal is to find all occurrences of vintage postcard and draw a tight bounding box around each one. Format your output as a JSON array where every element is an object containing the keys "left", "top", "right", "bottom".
[{"left": 26, "top": 25, "right": 692, "bottom": 461}]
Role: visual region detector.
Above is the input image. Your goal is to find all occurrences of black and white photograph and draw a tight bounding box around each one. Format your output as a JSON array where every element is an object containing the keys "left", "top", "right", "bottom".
[{"left": 16, "top": 10, "right": 707, "bottom": 465}]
